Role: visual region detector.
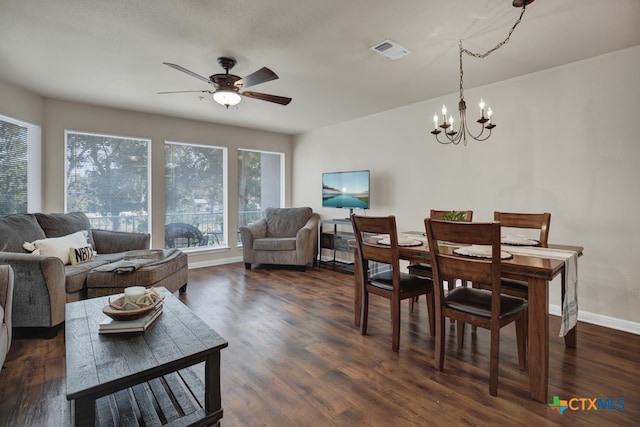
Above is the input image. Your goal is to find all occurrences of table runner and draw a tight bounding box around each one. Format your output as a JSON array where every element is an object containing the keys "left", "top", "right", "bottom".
[{"left": 501, "top": 245, "right": 579, "bottom": 336}]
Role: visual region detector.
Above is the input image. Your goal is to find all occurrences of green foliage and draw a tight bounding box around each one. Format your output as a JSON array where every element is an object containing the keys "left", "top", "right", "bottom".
[{"left": 441, "top": 210, "right": 468, "bottom": 222}]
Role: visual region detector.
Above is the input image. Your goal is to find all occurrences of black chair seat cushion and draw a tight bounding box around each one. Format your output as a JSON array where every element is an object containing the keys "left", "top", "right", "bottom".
[
  {"left": 369, "top": 270, "right": 432, "bottom": 292},
  {"left": 444, "top": 287, "right": 527, "bottom": 319},
  {"left": 501, "top": 278, "right": 528, "bottom": 293},
  {"left": 407, "top": 263, "right": 433, "bottom": 275}
]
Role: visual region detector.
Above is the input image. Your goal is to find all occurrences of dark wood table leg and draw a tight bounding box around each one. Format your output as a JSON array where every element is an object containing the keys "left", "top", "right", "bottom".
[
  {"left": 353, "top": 247, "right": 362, "bottom": 327},
  {"left": 528, "top": 277, "right": 550, "bottom": 403},
  {"left": 205, "top": 352, "right": 222, "bottom": 416},
  {"left": 561, "top": 275, "right": 577, "bottom": 348},
  {"left": 74, "top": 396, "right": 95, "bottom": 427}
]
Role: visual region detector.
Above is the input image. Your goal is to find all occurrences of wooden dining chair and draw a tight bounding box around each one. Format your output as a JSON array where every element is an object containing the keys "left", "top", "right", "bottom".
[
  {"left": 424, "top": 218, "right": 528, "bottom": 396},
  {"left": 491, "top": 211, "right": 551, "bottom": 299},
  {"left": 408, "top": 210, "right": 473, "bottom": 313},
  {"left": 351, "top": 214, "right": 435, "bottom": 352},
  {"left": 408, "top": 209, "right": 473, "bottom": 280}
]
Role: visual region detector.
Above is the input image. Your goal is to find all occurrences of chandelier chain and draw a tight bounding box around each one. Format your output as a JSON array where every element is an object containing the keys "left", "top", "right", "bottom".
[
  {"left": 461, "top": 4, "right": 527, "bottom": 60},
  {"left": 459, "top": 4, "right": 527, "bottom": 100}
]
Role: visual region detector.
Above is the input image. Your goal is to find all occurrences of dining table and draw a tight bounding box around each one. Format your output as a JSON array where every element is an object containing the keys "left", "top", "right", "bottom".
[{"left": 351, "top": 232, "right": 583, "bottom": 403}]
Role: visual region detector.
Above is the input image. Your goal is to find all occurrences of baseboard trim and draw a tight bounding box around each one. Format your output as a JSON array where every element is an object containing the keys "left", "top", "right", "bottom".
[
  {"left": 188, "top": 256, "right": 243, "bottom": 270},
  {"left": 549, "top": 304, "right": 640, "bottom": 335}
]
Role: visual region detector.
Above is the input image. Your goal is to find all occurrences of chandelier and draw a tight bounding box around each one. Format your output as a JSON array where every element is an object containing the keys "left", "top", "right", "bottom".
[{"left": 431, "top": 0, "right": 533, "bottom": 145}]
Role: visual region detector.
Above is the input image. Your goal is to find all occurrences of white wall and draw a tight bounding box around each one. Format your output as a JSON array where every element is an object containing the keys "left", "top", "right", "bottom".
[{"left": 292, "top": 46, "right": 640, "bottom": 329}]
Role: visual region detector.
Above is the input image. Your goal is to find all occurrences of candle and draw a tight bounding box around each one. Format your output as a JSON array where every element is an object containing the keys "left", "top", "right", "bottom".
[
  {"left": 487, "top": 107, "right": 493, "bottom": 124},
  {"left": 479, "top": 98, "right": 485, "bottom": 116},
  {"left": 433, "top": 113, "right": 438, "bottom": 130},
  {"left": 124, "top": 286, "right": 146, "bottom": 309},
  {"left": 441, "top": 105, "right": 447, "bottom": 123},
  {"left": 449, "top": 115, "right": 454, "bottom": 131}
]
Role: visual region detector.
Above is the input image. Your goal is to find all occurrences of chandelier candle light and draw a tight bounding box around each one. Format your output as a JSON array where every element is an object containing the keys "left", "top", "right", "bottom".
[{"left": 431, "top": 0, "right": 532, "bottom": 145}]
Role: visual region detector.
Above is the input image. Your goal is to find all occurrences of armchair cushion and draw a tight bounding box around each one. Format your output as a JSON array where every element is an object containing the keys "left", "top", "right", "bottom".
[
  {"left": 254, "top": 237, "right": 297, "bottom": 251},
  {"left": 265, "top": 207, "right": 313, "bottom": 237}
]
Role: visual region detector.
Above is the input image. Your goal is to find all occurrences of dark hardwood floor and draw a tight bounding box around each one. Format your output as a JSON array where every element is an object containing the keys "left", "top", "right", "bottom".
[{"left": 1, "top": 263, "right": 638, "bottom": 426}]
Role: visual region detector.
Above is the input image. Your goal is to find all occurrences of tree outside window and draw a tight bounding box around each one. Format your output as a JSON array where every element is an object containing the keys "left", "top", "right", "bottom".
[
  {"left": 65, "top": 131, "right": 149, "bottom": 232},
  {"left": 165, "top": 142, "right": 226, "bottom": 249},
  {"left": 238, "top": 149, "right": 284, "bottom": 232}
]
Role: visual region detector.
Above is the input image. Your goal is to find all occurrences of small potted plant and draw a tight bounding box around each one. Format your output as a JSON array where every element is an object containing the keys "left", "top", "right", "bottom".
[{"left": 441, "top": 210, "right": 468, "bottom": 222}]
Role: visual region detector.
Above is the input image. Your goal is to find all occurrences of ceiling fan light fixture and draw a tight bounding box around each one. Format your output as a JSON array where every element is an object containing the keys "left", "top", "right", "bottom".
[{"left": 213, "top": 90, "right": 241, "bottom": 107}]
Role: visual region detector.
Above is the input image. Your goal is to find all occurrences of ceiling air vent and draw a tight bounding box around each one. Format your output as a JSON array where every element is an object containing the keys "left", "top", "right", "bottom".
[{"left": 370, "top": 39, "right": 412, "bottom": 60}]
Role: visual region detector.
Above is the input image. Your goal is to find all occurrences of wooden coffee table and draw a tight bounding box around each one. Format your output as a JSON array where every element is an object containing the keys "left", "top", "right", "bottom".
[{"left": 65, "top": 287, "right": 228, "bottom": 426}]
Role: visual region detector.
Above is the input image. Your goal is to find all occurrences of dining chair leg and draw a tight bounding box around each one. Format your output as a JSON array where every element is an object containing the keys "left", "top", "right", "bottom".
[
  {"left": 434, "top": 308, "right": 446, "bottom": 371},
  {"left": 360, "top": 290, "right": 369, "bottom": 336},
  {"left": 489, "top": 328, "right": 500, "bottom": 396},
  {"left": 447, "top": 280, "right": 456, "bottom": 324},
  {"left": 391, "top": 295, "right": 401, "bottom": 352},
  {"left": 516, "top": 316, "right": 527, "bottom": 370},
  {"left": 457, "top": 321, "right": 466, "bottom": 351},
  {"left": 426, "top": 293, "right": 435, "bottom": 338}
]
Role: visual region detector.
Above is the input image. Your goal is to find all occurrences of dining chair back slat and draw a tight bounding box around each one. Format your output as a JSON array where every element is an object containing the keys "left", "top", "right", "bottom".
[{"left": 494, "top": 211, "right": 550, "bottom": 247}]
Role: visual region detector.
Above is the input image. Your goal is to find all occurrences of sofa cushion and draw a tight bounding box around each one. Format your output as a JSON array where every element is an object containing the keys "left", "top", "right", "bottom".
[
  {"left": 0, "top": 213, "right": 46, "bottom": 252},
  {"left": 64, "top": 253, "right": 121, "bottom": 294},
  {"left": 265, "top": 207, "right": 312, "bottom": 238},
  {"left": 86, "top": 249, "right": 187, "bottom": 289},
  {"left": 253, "top": 237, "right": 297, "bottom": 251},
  {"left": 35, "top": 212, "right": 95, "bottom": 249},
  {"left": 26, "top": 231, "right": 90, "bottom": 265}
]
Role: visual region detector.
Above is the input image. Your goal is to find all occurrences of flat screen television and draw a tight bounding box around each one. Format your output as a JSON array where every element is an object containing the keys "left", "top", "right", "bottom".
[{"left": 322, "top": 170, "right": 370, "bottom": 216}]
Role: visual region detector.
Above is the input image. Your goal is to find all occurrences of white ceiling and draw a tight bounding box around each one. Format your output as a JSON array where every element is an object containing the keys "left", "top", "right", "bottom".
[{"left": 1, "top": 0, "right": 639, "bottom": 135}]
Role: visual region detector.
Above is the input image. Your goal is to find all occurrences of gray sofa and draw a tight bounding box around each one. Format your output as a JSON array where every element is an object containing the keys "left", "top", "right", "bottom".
[
  {"left": 0, "top": 265, "right": 13, "bottom": 372},
  {"left": 0, "top": 212, "right": 185, "bottom": 336},
  {"left": 239, "top": 207, "right": 319, "bottom": 270}
]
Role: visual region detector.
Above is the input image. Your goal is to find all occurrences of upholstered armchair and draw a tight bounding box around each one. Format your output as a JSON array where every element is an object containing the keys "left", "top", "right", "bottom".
[
  {"left": 239, "top": 207, "right": 320, "bottom": 270},
  {"left": 0, "top": 265, "right": 14, "bottom": 372}
]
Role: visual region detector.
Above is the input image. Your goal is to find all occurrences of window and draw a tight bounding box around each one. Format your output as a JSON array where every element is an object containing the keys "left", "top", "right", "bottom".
[
  {"left": 0, "top": 114, "right": 41, "bottom": 214},
  {"left": 238, "top": 149, "right": 284, "bottom": 233},
  {"left": 165, "top": 141, "right": 226, "bottom": 249},
  {"left": 65, "top": 131, "right": 150, "bottom": 232}
]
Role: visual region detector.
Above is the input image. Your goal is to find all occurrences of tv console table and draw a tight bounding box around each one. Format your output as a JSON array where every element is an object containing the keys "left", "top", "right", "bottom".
[{"left": 318, "top": 218, "right": 355, "bottom": 272}]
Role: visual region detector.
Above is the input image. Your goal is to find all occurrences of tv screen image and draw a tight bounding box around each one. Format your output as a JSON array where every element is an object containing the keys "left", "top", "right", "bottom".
[{"left": 322, "top": 170, "right": 370, "bottom": 210}]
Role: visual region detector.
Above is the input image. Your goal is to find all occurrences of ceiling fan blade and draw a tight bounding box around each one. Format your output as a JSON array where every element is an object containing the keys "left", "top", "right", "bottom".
[
  {"left": 236, "top": 67, "right": 278, "bottom": 88},
  {"left": 163, "top": 62, "right": 211, "bottom": 84},
  {"left": 158, "top": 90, "right": 213, "bottom": 94},
  {"left": 242, "top": 91, "right": 292, "bottom": 105}
]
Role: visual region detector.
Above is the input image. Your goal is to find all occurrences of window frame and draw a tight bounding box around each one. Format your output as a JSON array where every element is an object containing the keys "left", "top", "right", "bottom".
[
  {"left": 165, "top": 140, "right": 228, "bottom": 252},
  {"left": 0, "top": 113, "right": 41, "bottom": 214},
  {"left": 64, "top": 129, "right": 151, "bottom": 232}
]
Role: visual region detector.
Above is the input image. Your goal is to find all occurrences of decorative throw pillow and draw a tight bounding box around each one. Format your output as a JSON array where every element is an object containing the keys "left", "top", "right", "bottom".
[
  {"left": 69, "top": 245, "right": 95, "bottom": 265},
  {"left": 23, "top": 230, "right": 90, "bottom": 265}
]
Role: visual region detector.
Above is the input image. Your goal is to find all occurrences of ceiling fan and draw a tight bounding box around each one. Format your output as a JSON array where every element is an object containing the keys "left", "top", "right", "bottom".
[{"left": 159, "top": 57, "right": 292, "bottom": 108}]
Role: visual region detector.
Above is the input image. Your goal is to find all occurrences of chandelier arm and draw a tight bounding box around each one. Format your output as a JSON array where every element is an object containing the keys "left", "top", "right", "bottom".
[{"left": 431, "top": 3, "right": 528, "bottom": 146}]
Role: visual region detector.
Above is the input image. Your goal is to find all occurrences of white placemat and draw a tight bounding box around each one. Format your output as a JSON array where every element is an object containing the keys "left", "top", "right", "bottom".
[{"left": 453, "top": 245, "right": 513, "bottom": 260}]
